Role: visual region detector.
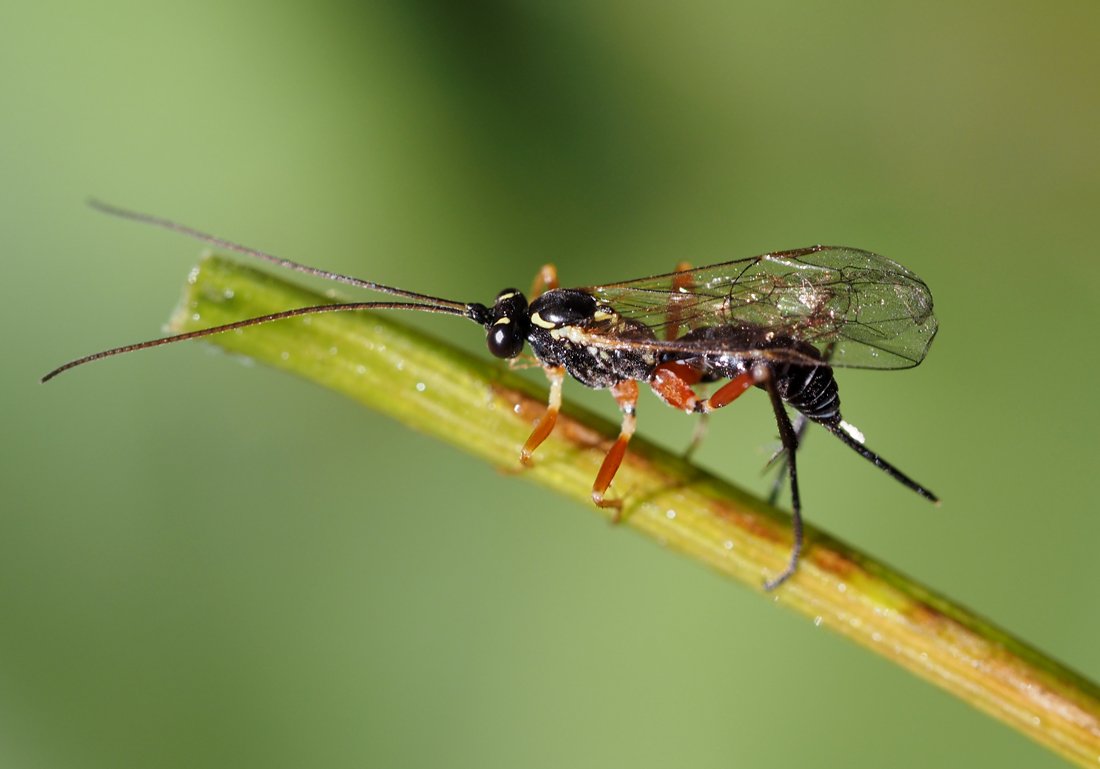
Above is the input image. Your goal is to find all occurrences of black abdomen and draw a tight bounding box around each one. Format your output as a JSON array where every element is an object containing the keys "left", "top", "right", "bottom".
[
  {"left": 770, "top": 359, "right": 840, "bottom": 425},
  {"left": 665, "top": 324, "right": 842, "bottom": 426}
]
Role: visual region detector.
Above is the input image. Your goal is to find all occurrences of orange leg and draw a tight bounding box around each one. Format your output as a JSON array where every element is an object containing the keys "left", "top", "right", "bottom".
[
  {"left": 650, "top": 361, "right": 760, "bottom": 414},
  {"left": 706, "top": 371, "right": 759, "bottom": 410},
  {"left": 520, "top": 366, "right": 565, "bottom": 465},
  {"left": 666, "top": 261, "right": 694, "bottom": 341},
  {"left": 530, "top": 264, "right": 559, "bottom": 299},
  {"left": 657, "top": 267, "right": 712, "bottom": 456},
  {"left": 591, "top": 380, "right": 639, "bottom": 519},
  {"left": 649, "top": 361, "right": 704, "bottom": 412}
]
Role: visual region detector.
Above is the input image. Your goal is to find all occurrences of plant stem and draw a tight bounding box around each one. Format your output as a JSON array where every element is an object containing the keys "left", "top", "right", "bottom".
[{"left": 174, "top": 254, "right": 1100, "bottom": 767}]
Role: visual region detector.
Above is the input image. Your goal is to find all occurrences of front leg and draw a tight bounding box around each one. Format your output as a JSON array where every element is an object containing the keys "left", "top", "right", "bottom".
[
  {"left": 520, "top": 366, "right": 565, "bottom": 465},
  {"left": 591, "top": 380, "right": 639, "bottom": 520}
]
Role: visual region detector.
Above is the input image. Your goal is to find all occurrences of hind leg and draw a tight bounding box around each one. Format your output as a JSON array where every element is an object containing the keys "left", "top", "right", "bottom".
[
  {"left": 761, "top": 369, "right": 804, "bottom": 590},
  {"left": 649, "top": 363, "right": 760, "bottom": 414}
]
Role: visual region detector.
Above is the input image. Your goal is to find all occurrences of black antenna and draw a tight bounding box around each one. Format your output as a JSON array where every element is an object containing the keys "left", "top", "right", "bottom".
[
  {"left": 86, "top": 199, "right": 469, "bottom": 309},
  {"left": 40, "top": 301, "right": 471, "bottom": 383},
  {"left": 38, "top": 301, "right": 466, "bottom": 385},
  {"left": 42, "top": 202, "right": 482, "bottom": 382}
]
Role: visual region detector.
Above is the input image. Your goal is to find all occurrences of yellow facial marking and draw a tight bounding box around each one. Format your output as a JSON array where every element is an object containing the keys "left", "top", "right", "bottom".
[{"left": 493, "top": 317, "right": 511, "bottom": 325}]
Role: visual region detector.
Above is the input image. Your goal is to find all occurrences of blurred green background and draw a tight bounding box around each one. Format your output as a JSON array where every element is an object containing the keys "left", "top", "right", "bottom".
[{"left": 3, "top": 1, "right": 1098, "bottom": 767}]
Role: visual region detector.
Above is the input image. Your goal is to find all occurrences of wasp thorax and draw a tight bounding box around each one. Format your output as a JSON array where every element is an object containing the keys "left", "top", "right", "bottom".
[
  {"left": 485, "top": 288, "right": 530, "bottom": 359},
  {"left": 529, "top": 290, "right": 597, "bottom": 330}
]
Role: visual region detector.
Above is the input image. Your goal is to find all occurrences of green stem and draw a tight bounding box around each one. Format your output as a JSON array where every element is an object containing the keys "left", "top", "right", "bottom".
[{"left": 175, "top": 254, "right": 1100, "bottom": 767}]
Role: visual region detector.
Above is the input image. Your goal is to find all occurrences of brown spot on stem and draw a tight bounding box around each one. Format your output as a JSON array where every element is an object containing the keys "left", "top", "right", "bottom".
[
  {"left": 812, "top": 547, "right": 858, "bottom": 580},
  {"left": 492, "top": 381, "right": 614, "bottom": 451}
]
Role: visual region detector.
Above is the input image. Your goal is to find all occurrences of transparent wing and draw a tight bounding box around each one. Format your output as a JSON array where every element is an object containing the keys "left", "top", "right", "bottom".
[{"left": 585, "top": 246, "right": 937, "bottom": 370}]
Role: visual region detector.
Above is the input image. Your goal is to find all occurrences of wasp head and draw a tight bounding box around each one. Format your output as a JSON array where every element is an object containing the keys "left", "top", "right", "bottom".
[{"left": 467, "top": 289, "right": 531, "bottom": 359}]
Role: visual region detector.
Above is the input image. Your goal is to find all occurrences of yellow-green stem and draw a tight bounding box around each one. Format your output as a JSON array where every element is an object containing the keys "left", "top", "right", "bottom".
[{"left": 174, "top": 254, "right": 1100, "bottom": 767}]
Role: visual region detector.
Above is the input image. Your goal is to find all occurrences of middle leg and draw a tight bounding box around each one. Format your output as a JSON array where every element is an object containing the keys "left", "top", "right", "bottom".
[
  {"left": 663, "top": 263, "right": 715, "bottom": 458},
  {"left": 665, "top": 261, "right": 694, "bottom": 342},
  {"left": 530, "top": 264, "right": 559, "bottom": 299}
]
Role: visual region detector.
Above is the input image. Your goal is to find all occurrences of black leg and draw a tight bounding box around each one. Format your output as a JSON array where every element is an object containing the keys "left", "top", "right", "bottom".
[
  {"left": 682, "top": 411, "right": 709, "bottom": 461},
  {"left": 765, "top": 412, "right": 808, "bottom": 506},
  {"left": 766, "top": 342, "right": 832, "bottom": 506},
  {"left": 763, "top": 373, "right": 803, "bottom": 591}
]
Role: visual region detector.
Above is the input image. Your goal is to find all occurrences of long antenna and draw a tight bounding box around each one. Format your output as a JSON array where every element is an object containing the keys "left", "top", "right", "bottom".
[
  {"left": 42, "top": 201, "right": 488, "bottom": 381},
  {"left": 41, "top": 300, "right": 470, "bottom": 383},
  {"left": 86, "top": 199, "right": 469, "bottom": 309}
]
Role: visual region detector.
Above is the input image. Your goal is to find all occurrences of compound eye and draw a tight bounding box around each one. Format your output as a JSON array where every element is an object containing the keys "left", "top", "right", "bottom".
[
  {"left": 482, "top": 288, "right": 528, "bottom": 358},
  {"left": 487, "top": 319, "right": 524, "bottom": 359}
]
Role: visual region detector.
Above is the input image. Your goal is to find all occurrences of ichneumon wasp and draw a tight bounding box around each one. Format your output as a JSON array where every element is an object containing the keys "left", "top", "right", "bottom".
[{"left": 44, "top": 201, "right": 939, "bottom": 589}]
